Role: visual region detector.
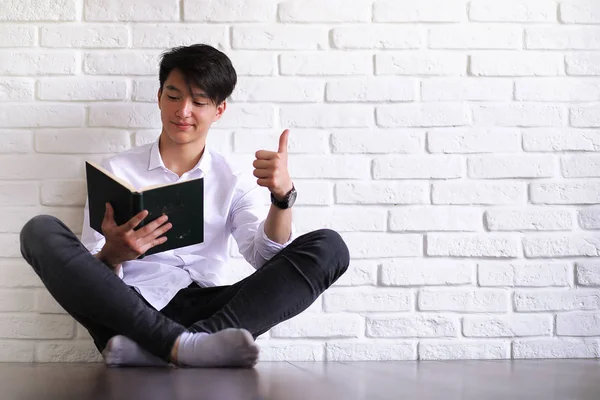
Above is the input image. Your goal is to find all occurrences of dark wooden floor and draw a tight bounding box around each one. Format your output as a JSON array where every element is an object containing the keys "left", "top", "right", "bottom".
[{"left": 1, "top": 360, "right": 600, "bottom": 399}]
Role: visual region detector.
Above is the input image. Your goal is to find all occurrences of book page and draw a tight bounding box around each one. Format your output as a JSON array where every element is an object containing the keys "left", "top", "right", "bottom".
[{"left": 86, "top": 161, "right": 137, "bottom": 193}]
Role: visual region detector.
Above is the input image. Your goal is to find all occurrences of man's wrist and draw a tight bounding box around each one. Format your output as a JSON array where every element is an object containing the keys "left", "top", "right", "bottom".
[{"left": 94, "top": 249, "right": 120, "bottom": 271}]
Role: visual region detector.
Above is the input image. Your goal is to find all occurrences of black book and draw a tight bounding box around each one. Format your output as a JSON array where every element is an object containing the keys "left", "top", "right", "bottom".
[{"left": 85, "top": 161, "right": 204, "bottom": 257}]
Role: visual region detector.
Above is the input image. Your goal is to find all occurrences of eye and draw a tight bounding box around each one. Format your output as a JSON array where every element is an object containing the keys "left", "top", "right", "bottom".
[
  {"left": 194, "top": 102, "right": 208, "bottom": 107},
  {"left": 168, "top": 95, "right": 179, "bottom": 101}
]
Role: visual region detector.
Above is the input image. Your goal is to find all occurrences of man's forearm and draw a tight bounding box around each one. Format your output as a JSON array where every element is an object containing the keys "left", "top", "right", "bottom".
[{"left": 263, "top": 204, "right": 292, "bottom": 244}]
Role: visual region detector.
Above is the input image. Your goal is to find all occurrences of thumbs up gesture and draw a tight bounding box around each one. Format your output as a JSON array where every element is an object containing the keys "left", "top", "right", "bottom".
[{"left": 253, "top": 129, "right": 293, "bottom": 200}]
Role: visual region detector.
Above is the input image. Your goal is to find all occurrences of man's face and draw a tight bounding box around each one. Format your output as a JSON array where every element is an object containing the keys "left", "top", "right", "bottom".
[{"left": 157, "top": 68, "right": 225, "bottom": 146}]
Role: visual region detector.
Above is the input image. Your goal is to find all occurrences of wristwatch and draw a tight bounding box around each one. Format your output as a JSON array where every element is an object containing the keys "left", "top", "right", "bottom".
[{"left": 270, "top": 184, "right": 297, "bottom": 209}]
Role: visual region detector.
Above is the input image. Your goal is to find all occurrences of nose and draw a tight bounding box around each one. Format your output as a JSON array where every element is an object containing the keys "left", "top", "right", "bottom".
[{"left": 176, "top": 99, "right": 192, "bottom": 118}]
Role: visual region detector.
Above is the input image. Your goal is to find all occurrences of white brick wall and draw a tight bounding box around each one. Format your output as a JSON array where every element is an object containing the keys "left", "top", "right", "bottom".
[{"left": 1, "top": 0, "right": 600, "bottom": 363}]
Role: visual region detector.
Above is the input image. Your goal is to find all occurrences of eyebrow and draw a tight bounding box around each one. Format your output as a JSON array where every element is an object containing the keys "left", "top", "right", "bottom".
[{"left": 165, "top": 84, "right": 209, "bottom": 98}]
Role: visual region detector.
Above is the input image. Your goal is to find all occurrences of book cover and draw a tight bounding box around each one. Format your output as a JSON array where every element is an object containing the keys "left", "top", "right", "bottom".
[{"left": 85, "top": 161, "right": 204, "bottom": 256}]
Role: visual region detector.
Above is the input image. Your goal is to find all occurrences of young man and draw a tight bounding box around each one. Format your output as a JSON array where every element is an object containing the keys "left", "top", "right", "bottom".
[{"left": 19, "top": 44, "right": 349, "bottom": 368}]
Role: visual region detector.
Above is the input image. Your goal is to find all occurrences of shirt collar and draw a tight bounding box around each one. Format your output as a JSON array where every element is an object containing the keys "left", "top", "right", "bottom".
[{"left": 148, "top": 138, "right": 212, "bottom": 174}]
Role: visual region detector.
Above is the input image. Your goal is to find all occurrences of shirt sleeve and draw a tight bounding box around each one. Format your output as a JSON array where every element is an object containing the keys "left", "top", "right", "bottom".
[{"left": 229, "top": 184, "right": 295, "bottom": 270}]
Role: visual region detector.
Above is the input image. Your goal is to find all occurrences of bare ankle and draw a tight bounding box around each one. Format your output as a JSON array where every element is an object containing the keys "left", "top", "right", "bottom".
[{"left": 170, "top": 335, "right": 181, "bottom": 364}]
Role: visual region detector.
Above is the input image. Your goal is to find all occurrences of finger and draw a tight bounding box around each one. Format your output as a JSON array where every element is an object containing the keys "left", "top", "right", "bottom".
[
  {"left": 103, "top": 203, "right": 116, "bottom": 227},
  {"left": 253, "top": 168, "right": 271, "bottom": 179},
  {"left": 141, "top": 220, "right": 172, "bottom": 244},
  {"left": 136, "top": 214, "right": 169, "bottom": 237},
  {"left": 278, "top": 129, "right": 289, "bottom": 154},
  {"left": 140, "top": 235, "right": 168, "bottom": 254},
  {"left": 257, "top": 178, "right": 274, "bottom": 187},
  {"left": 252, "top": 159, "right": 272, "bottom": 169},
  {"left": 124, "top": 209, "right": 149, "bottom": 231},
  {"left": 255, "top": 150, "right": 278, "bottom": 160}
]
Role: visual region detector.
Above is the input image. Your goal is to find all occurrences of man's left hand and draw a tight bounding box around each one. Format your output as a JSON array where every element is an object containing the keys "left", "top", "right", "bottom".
[{"left": 253, "top": 129, "right": 293, "bottom": 200}]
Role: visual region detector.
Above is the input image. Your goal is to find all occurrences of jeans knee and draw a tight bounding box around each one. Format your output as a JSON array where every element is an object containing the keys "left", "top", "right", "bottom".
[
  {"left": 21, "top": 215, "right": 60, "bottom": 243},
  {"left": 313, "top": 228, "right": 350, "bottom": 276}
]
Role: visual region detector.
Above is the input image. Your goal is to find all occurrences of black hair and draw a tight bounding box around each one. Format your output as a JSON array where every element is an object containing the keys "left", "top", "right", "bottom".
[{"left": 158, "top": 44, "right": 237, "bottom": 105}]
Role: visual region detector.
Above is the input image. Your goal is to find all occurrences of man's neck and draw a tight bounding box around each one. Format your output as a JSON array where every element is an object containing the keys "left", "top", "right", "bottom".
[{"left": 158, "top": 135, "right": 205, "bottom": 177}]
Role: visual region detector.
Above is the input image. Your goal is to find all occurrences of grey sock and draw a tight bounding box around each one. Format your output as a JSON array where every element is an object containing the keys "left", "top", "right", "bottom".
[
  {"left": 102, "top": 335, "right": 169, "bottom": 367},
  {"left": 176, "top": 329, "right": 259, "bottom": 368}
]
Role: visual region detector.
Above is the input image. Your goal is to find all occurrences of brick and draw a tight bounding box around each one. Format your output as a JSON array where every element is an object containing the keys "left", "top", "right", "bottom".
[
  {"left": 213, "top": 105, "right": 274, "bottom": 128},
  {"left": 280, "top": 53, "right": 371, "bottom": 76},
  {"left": 526, "top": 27, "right": 600, "bottom": 50},
  {"left": 515, "top": 289, "right": 600, "bottom": 311},
  {"left": 335, "top": 182, "right": 428, "bottom": 205},
  {"left": 340, "top": 232, "right": 422, "bottom": 258},
  {"left": 232, "top": 26, "right": 328, "bottom": 50},
  {"left": 479, "top": 262, "right": 572, "bottom": 287},
  {"left": 422, "top": 78, "right": 512, "bottom": 101},
  {"left": 38, "top": 78, "right": 127, "bottom": 101},
  {"left": 332, "top": 26, "right": 422, "bottom": 49},
  {"left": 471, "top": 52, "right": 563, "bottom": 76},
  {"left": 1, "top": 0, "right": 75, "bottom": 21},
  {"left": 0, "top": 234, "right": 19, "bottom": 257},
  {"left": 41, "top": 181, "right": 86, "bottom": 206},
  {"left": 85, "top": 0, "right": 178, "bottom": 21},
  {"left": 228, "top": 52, "right": 276, "bottom": 76},
  {"left": 380, "top": 259, "right": 474, "bottom": 286},
  {"left": 232, "top": 78, "right": 323, "bottom": 102},
  {"left": 433, "top": 182, "right": 525, "bottom": 205},
  {"left": 469, "top": 0, "right": 556, "bottom": 22},
  {"left": 468, "top": 155, "right": 555, "bottom": 178},
  {"left": 516, "top": 79, "right": 600, "bottom": 102},
  {"left": 133, "top": 130, "right": 160, "bottom": 147},
  {"left": 374, "top": 0, "right": 465, "bottom": 22},
  {"left": 430, "top": 26, "right": 521, "bottom": 49},
  {"left": 579, "top": 208, "right": 600, "bottom": 230},
  {"left": 525, "top": 235, "right": 600, "bottom": 258},
  {"left": 0, "top": 105, "right": 84, "bottom": 128},
  {"left": 0, "top": 25, "right": 35, "bottom": 47},
  {"left": 0, "top": 206, "right": 82, "bottom": 234},
  {"left": 184, "top": 0, "right": 276, "bottom": 22},
  {"left": 427, "top": 233, "right": 521, "bottom": 258},
  {"left": 35, "top": 129, "right": 130, "bottom": 154},
  {"left": 0, "top": 51, "right": 76, "bottom": 76},
  {"left": 577, "top": 261, "right": 600, "bottom": 287},
  {"left": 0, "top": 314, "right": 74, "bottom": 339},
  {"left": 280, "top": 105, "right": 372, "bottom": 128},
  {"left": 420, "top": 341, "right": 510, "bottom": 360},
  {"left": 332, "top": 129, "right": 423, "bottom": 154},
  {"left": 287, "top": 155, "right": 370, "bottom": 179},
  {"left": 428, "top": 128, "right": 520, "bottom": 153},
  {"left": 367, "top": 315, "right": 458, "bottom": 338},
  {"left": 373, "top": 155, "right": 464, "bottom": 179},
  {"left": 287, "top": 180, "right": 333, "bottom": 205},
  {"left": 419, "top": 288, "right": 509, "bottom": 312},
  {"left": 280, "top": 0, "right": 370, "bottom": 22},
  {"left": 0, "top": 155, "right": 81, "bottom": 180},
  {"left": 333, "top": 260, "right": 377, "bottom": 286},
  {"left": 523, "top": 129, "right": 600, "bottom": 152},
  {"left": 324, "top": 288, "right": 412, "bottom": 312},
  {"left": 0, "top": 340, "right": 34, "bottom": 362},
  {"left": 0, "top": 289, "right": 34, "bottom": 312},
  {"left": 88, "top": 104, "right": 160, "bottom": 128},
  {"left": 292, "top": 206, "right": 386, "bottom": 232},
  {"left": 486, "top": 209, "right": 572, "bottom": 231},
  {"left": 132, "top": 79, "right": 159, "bottom": 102},
  {"left": 234, "top": 129, "right": 327, "bottom": 153},
  {"left": 258, "top": 341, "right": 324, "bottom": 361},
  {"left": 472, "top": 103, "right": 564, "bottom": 127},
  {"left": 34, "top": 290, "right": 66, "bottom": 314},
  {"left": 514, "top": 339, "right": 600, "bottom": 359},
  {"left": 376, "top": 52, "right": 466, "bottom": 76},
  {"left": 557, "top": 313, "right": 600, "bottom": 336},
  {"left": 531, "top": 182, "right": 600, "bottom": 204},
  {"left": 0, "top": 259, "right": 42, "bottom": 288},
  {"left": 0, "top": 79, "right": 33, "bottom": 101},
  {"left": 567, "top": 53, "right": 600, "bottom": 76},
  {"left": 327, "top": 78, "right": 417, "bottom": 102},
  {"left": 560, "top": 1, "right": 600, "bottom": 23},
  {"left": 35, "top": 341, "right": 102, "bottom": 362},
  {"left": 463, "top": 315, "right": 552, "bottom": 337},
  {"left": 41, "top": 25, "right": 128, "bottom": 48},
  {"left": 0, "top": 183, "right": 39, "bottom": 206},
  {"left": 0, "top": 130, "right": 33, "bottom": 153},
  {"left": 326, "top": 340, "right": 416, "bottom": 361},
  {"left": 377, "top": 104, "right": 470, "bottom": 128},
  {"left": 571, "top": 105, "right": 600, "bottom": 127},
  {"left": 562, "top": 155, "right": 600, "bottom": 177},
  {"left": 389, "top": 206, "right": 481, "bottom": 231},
  {"left": 270, "top": 314, "right": 362, "bottom": 338},
  {"left": 83, "top": 51, "right": 160, "bottom": 75},
  {"left": 133, "top": 24, "right": 225, "bottom": 48}
]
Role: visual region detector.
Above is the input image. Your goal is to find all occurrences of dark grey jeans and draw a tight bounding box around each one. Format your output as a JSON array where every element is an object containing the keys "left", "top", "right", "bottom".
[{"left": 19, "top": 215, "right": 349, "bottom": 362}]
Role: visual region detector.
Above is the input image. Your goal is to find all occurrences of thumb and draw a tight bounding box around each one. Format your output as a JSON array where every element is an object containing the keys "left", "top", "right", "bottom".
[
  {"left": 278, "top": 129, "right": 289, "bottom": 154},
  {"left": 103, "top": 203, "right": 115, "bottom": 227}
]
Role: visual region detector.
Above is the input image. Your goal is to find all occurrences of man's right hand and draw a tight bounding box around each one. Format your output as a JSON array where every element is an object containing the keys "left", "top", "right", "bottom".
[{"left": 95, "top": 203, "right": 172, "bottom": 270}]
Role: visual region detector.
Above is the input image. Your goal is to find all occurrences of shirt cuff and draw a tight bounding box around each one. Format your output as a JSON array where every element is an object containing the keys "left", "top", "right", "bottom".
[{"left": 254, "top": 220, "right": 294, "bottom": 262}]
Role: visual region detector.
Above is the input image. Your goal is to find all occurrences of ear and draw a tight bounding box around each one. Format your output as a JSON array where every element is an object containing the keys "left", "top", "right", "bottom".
[
  {"left": 213, "top": 100, "right": 227, "bottom": 122},
  {"left": 157, "top": 88, "right": 162, "bottom": 110}
]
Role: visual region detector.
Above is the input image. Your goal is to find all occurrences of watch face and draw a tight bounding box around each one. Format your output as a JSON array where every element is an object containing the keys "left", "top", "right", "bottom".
[{"left": 287, "top": 189, "right": 297, "bottom": 207}]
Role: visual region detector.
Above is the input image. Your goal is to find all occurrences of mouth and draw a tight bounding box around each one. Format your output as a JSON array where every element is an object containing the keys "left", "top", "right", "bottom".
[{"left": 172, "top": 122, "right": 193, "bottom": 130}]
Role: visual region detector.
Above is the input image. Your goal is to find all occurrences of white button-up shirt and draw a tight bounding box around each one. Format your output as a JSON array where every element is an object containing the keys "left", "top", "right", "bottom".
[{"left": 81, "top": 139, "right": 293, "bottom": 311}]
